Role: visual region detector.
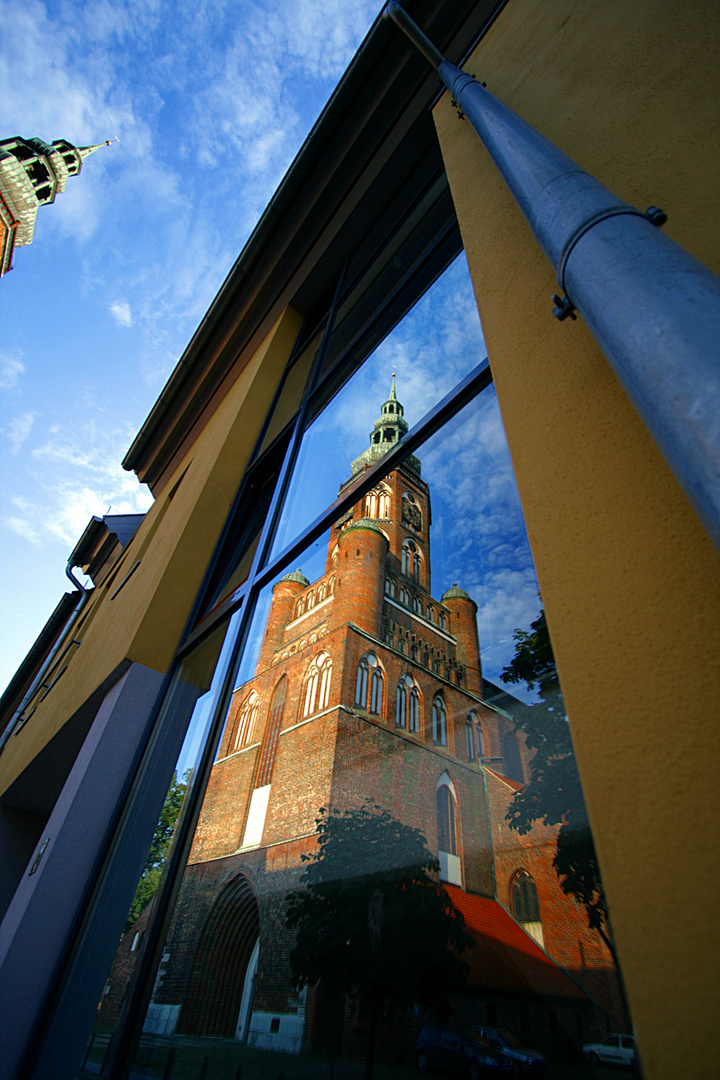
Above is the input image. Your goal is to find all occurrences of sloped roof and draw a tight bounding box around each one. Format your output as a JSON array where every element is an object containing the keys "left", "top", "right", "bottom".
[
  {"left": 445, "top": 885, "right": 588, "bottom": 1001},
  {"left": 485, "top": 766, "right": 524, "bottom": 793}
]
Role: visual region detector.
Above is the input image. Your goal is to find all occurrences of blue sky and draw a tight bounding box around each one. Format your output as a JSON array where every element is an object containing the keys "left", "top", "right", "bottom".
[
  {"left": 0, "top": 0, "right": 381, "bottom": 689},
  {"left": 0, "top": 0, "right": 542, "bottom": 703}
]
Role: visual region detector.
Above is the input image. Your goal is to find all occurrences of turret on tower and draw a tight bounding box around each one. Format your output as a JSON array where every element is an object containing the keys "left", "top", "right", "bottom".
[{"left": 0, "top": 135, "right": 111, "bottom": 276}]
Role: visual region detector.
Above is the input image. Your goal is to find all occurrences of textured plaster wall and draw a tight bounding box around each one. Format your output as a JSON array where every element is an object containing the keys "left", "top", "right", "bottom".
[
  {"left": 0, "top": 307, "right": 303, "bottom": 796},
  {"left": 434, "top": 1, "right": 720, "bottom": 1076}
]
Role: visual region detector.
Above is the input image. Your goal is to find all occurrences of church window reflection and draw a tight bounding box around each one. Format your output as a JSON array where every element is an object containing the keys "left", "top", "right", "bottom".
[
  {"left": 303, "top": 651, "right": 332, "bottom": 716},
  {"left": 432, "top": 695, "right": 447, "bottom": 745}
]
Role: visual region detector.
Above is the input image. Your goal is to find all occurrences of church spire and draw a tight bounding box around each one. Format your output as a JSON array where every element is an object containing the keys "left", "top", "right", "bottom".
[
  {"left": 350, "top": 373, "right": 420, "bottom": 476},
  {"left": 78, "top": 141, "right": 113, "bottom": 161},
  {"left": 0, "top": 134, "right": 112, "bottom": 277}
]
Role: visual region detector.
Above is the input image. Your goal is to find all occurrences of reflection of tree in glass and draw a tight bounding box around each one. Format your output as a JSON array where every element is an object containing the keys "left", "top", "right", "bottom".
[
  {"left": 501, "top": 610, "right": 615, "bottom": 958},
  {"left": 124, "top": 770, "right": 189, "bottom": 932},
  {"left": 286, "top": 802, "right": 471, "bottom": 1080}
]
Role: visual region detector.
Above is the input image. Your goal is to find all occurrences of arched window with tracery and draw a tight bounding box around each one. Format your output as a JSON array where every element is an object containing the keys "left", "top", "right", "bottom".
[
  {"left": 399, "top": 585, "right": 410, "bottom": 607},
  {"left": 234, "top": 691, "right": 260, "bottom": 750},
  {"left": 427, "top": 605, "right": 435, "bottom": 623},
  {"left": 328, "top": 575, "right": 335, "bottom": 594},
  {"left": 304, "top": 652, "right": 332, "bottom": 716},
  {"left": 318, "top": 582, "right": 327, "bottom": 602},
  {"left": 437, "top": 784, "right": 457, "bottom": 855},
  {"left": 396, "top": 677, "right": 407, "bottom": 727},
  {"left": 385, "top": 577, "right": 395, "bottom": 597},
  {"left": 296, "top": 598, "right": 305, "bottom": 617},
  {"left": 412, "top": 595, "right": 422, "bottom": 614},
  {"left": 511, "top": 870, "right": 544, "bottom": 946},
  {"left": 355, "top": 656, "right": 369, "bottom": 707},
  {"left": 437, "top": 773, "right": 461, "bottom": 886},
  {"left": 255, "top": 677, "right": 287, "bottom": 787},
  {"left": 370, "top": 664, "right": 383, "bottom": 715},
  {"left": 438, "top": 611, "right": 447, "bottom": 631},
  {"left": 432, "top": 695, "right": 447, "bottom": 746},
  {"left": 402, "top": 539, "right": 422, "bottom": 584},
  {"left": 365, "top": 484, "right": 391, "bottom": 519},
  {"left": 355, "top": 652, "right": 382, "bottom": 714},
  {"left": 409, "top": 684, "right": 420, "bottom": 733},
  {"left": 466, "top": 716, "right": 476, "bottom": 761}
]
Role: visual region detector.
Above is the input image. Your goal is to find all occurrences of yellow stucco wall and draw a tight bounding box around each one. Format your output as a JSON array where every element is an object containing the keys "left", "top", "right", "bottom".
[
  {"left": 0, "top": 306, "right": 303, "bottom": 796},
  {"left": 434, "top": 1, "right": 719, "bottom": 1076}
]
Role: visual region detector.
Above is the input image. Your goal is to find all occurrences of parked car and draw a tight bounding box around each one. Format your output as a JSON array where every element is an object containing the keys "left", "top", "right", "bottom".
[
  {"left": 416, "top": 1026, "right": 514, "bottom": 1078},
  {"left": 475, "top": 1028, "right": 546, "bottom": 1074},
  {"left": 582, "top": 1033, "right": 636, "bottom": 1068}
]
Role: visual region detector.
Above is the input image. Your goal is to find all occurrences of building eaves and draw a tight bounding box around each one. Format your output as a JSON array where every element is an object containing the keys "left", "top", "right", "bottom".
[{"left": 122, "top": 0, "right": 506, "bottom": 491}]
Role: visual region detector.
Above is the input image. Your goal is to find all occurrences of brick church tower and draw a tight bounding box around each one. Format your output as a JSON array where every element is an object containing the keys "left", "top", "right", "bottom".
[{"left": 109, "top": 380, "right": 620, "bottom": 1053}]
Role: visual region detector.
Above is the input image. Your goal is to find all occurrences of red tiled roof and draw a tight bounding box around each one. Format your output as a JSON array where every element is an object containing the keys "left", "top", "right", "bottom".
[
  {"left": 445, "top": 885, "right": 587, "bottom": 1000},
  {"left": 485, "top": 767, "right": 524, "bottom": 792}
]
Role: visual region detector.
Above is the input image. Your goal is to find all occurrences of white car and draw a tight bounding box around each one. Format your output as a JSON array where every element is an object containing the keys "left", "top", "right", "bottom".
[{"left": 583, "top": 1033, "right": 636, "bottom": 1067}]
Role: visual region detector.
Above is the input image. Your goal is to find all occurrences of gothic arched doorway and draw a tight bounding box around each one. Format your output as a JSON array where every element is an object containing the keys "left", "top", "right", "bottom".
[{"left": 177, "top": 872, "right": 260, "bottom": 1038}]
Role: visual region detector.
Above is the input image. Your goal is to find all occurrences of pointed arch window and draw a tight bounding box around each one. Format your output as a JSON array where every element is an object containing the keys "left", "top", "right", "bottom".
[
  {"left": 427, "top": 605, "right": 435, "bottom": 623},
  {"left": 234, "top": 692, "right": 260, "bottom": 750},
  {"left": 412, "top": 595, "right": 422, "bottom": 614},
  {"left": 409, "top": 685, "right": 420, "bottom": 733},
  {"left": 396, "top": 676, "right": 408, "bottom": 727},
  {"left": 304, "top": 652, "right": 332, "bottom": 716},
  {"left": 385, "top": 577, "right": 396, "bottom": 597},
  {"left": 432, "top": 695, "right": 447, "bottom": 746},
  {"left": 296, "top": 598, "right": 305, "bottom": 617},
  {"left": 370, "top": 665, "right": 383, "bottom": 715},
  {"left": 355, "top": 652, "right": 382, "bottom": 714},
  {"left": 306, "top": 591, "right": 315, "bottom": 609},
  {"left": 511, "top": 871, "right": 544, "bottom": 946},
  {"left": 437, "top": 783, "right": 457, "bottom": 855},
  {"left": 378, "top": 488, "right": 390, "bottom": 518},
  {"left": 399, "top": 585, "right": 410, "bottom": 607},
  {"left": 466, "top": 717, "right": 476, "bottom": 761},
  {"left": 402, "top": 539, "right": 422, "bottom": 584},
  {"left": 466, "top": 710, "right": 482, "bottom": 761},
  {"left": 318, "top": 582, "right": 327, "bottom": 601},
  {"left": 438, "top": 611, "right": 447, "bottom": 631},
  {"left": 355, "top": 657, "right": 369, "bottom": 708},
  {"left": 256, "top": 677, "right": 287, "bottom": 787}
]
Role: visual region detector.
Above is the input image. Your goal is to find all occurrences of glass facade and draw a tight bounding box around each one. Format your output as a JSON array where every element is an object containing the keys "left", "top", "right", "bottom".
[{"left": 76, "top": 241, "right": 630, "bottom": 1078}]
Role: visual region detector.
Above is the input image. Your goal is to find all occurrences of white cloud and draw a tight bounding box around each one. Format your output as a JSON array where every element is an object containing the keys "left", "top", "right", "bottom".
[
  {"left": 109, "top": 299, "right": 133, "bottom": 327},
  {"left": 0, "top": 352, "right": 25, "bottom": 390},
  {"left": 4, "top": 411, "right": 37, "bottom": 453}
]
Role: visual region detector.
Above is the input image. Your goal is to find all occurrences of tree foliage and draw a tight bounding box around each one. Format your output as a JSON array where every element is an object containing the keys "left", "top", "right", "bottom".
[
  {"left": 500, "top": 611, "right": 611, "bottom": 949},
  {"left": 286, "top": 803, "right": 471, "bottom": 1077},
  {"left": 124, "top": 770, "right": 189, "bottom": 932}
]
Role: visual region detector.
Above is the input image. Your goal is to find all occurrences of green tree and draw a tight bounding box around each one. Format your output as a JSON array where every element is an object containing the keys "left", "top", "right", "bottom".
[
  {"left": 500, "top": 610, "right": 614, "bottom": 957},
  {"left": 286, "top": 802, "right": 471, "bottom": 1080},
  {"left": 124, "top": 770, "right": 189, "bottom": 932}
]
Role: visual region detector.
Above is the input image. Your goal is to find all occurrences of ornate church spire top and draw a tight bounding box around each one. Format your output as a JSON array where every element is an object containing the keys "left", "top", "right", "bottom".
[
  {"left": 350, "top": 374, "right": 420, "bottom": 476},
  {"left": 0, "top": 134, "right": 112, "bottom": 277}
]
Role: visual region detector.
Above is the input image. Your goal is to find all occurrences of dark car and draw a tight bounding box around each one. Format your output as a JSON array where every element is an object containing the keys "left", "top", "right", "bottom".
[
  {"left": 416, "top": 1026, "right": 514, "bottom": 1078},
  {"left": 476, "top": 1028, "right": 546, "bottom": 1074}
]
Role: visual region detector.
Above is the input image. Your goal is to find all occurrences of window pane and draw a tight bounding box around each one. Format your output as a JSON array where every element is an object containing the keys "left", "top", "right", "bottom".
[
  {"left": 77, "top": 610, "right": 243, "bottom": 1075},
  {"left": 267, "top": 253, "right": 485, "bottom": 561},
  {"left": 90, "top": 382, "right": 632, "bottom": 1080}
]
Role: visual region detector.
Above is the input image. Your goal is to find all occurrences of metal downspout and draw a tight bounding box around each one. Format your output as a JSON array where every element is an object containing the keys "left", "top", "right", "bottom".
[
  {"left": 385, "top": 2, "right": 720, "bottom": 553},
  {"left": 0, "top": 563, "right": 89, "bottom": 755}
]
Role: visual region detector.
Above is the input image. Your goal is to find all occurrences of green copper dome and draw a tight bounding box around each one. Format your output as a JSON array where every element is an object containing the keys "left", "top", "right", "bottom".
[
  {"left": 278, "top": 568, "right": 310, "bottom": 586},
  {"left": 442, "top": 583, "right": 472, "bottom": 602},
  {"left": 343, "top": 518, "right": 386, "bottom": 536}
]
